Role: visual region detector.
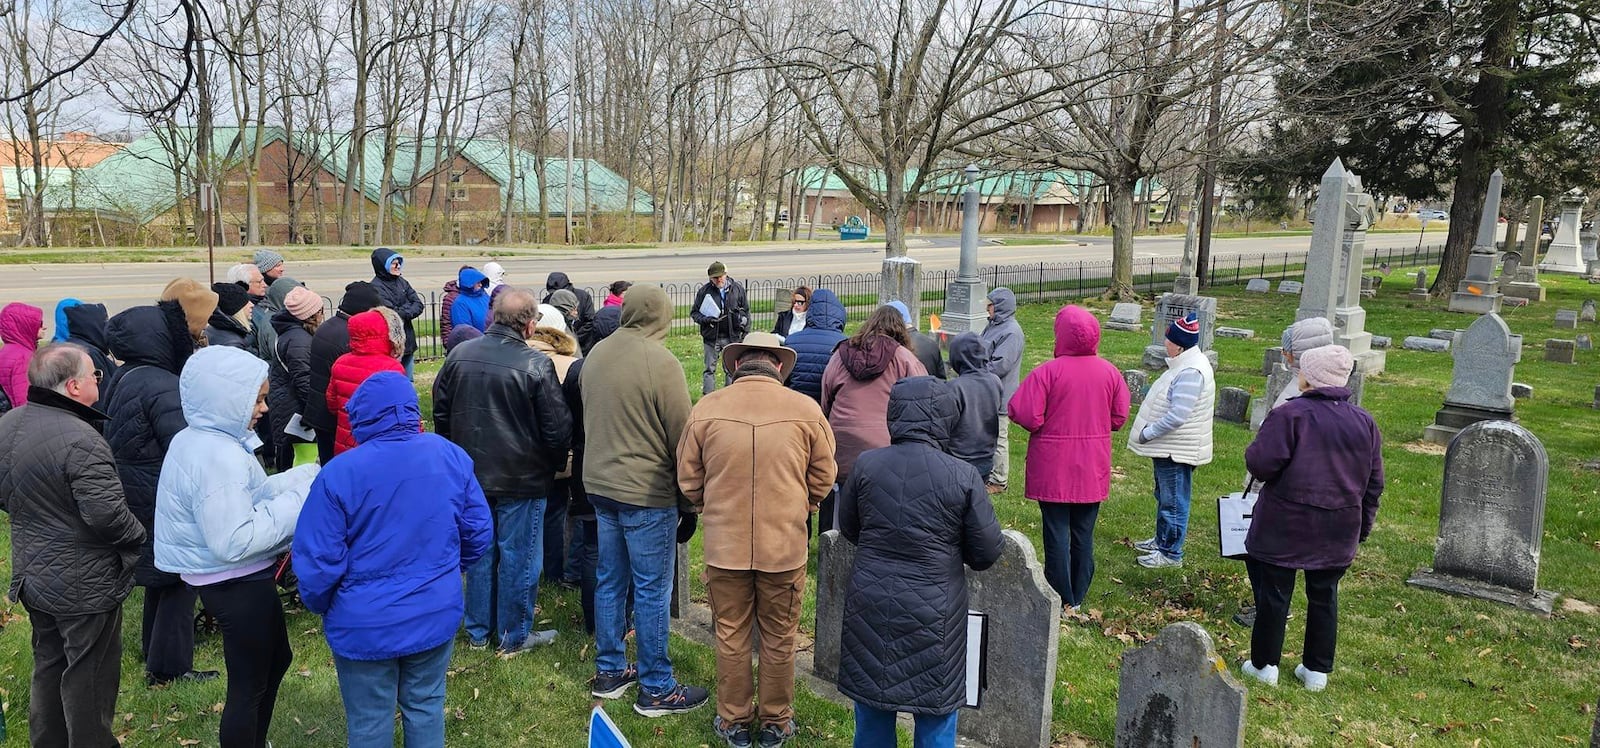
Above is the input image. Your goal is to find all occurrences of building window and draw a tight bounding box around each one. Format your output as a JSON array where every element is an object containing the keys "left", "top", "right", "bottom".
[
  {"left": 450, "top": 171, "right": 465, "bottom": 183},
  {"left": 450, "top": 188, "right": 469, "bottom": 202}
]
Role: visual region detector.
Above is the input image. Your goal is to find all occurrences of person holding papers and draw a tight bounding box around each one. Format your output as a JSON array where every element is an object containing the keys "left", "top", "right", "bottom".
[{"left": 690, "top": 261, "right": 750, "bottom": 396}]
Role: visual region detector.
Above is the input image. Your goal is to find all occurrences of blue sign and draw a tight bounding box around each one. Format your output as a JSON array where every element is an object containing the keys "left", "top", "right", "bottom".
[
  {"left": 839, "top": 215, "right": 870, "bottom": 240},
  {"left": 589, "top": 706, "right": 631, "bottom": 748}
]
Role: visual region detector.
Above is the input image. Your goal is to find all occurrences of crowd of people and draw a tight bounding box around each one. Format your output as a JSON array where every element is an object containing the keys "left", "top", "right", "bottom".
[{"left": 0, "top": 252, "right": 1384, "bottom": 748}]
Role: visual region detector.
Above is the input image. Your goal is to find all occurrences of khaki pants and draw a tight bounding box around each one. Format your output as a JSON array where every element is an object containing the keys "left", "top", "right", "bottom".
[
  {"left": 989, "top": 413, "right": 1011, "bottom": 486},
  {"left": 705, "top": 566, "right": 806, "bottom": 727}
]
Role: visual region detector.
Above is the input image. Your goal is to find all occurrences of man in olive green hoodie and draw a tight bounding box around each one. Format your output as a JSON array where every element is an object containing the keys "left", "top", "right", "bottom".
[{"left": 580, "top": 285, "right": 710, "bottom": 717}]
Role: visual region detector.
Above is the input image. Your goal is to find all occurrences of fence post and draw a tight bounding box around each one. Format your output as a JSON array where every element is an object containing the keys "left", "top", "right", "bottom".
[{"left": 1077, "top": 262, "right": 1083, "bottom": 297}]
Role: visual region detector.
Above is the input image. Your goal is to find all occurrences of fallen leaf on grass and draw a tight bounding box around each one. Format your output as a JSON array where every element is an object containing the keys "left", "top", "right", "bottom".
[
  {"left": 1413, "top": 691, "right": 1426, "bottom": 700},
  {"left": 1568, "top": 635, "right": 1587, "bottom": 649},
  {"left": 179, "top": 741, "right": 200, "bottom": 746}
]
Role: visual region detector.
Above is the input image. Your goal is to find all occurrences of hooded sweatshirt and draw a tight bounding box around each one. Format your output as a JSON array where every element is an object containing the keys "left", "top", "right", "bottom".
[
  {"left": 1007, "top": 305, "right": 1131, "bottom": 503},
  {"left": 369, "top": 248, "right": 424, "bottom": 356},
  {"left": 328, "top": 311, "right": 407, "bottom": 454},
  {"left": 821, "top": 334, "right": 927, "bottom": 478},
  {"left": 784, "top": 289, "right": 848, "bottom": 402},
  {"left": 483, "top": 261, "right": 506, "bottom": 291},
  {"left": 945, "top": 333, "right": 1003, "bottom": 470},
  {"left": 59, "top": 302, "right": 118, "bottom": 404},
  {"left": 52, "top": 298, "right": 82, "bottom": 342},
  {"left": 153, "top": 346, "right": 318, "bottom": 580},
  {"left": 0, "top": 302, "right": 45, "bottom": 408},
  {"left": 580, "top": 285, "right": 693, "bottom": 508},
  {"left": 254, "top": 277, "right": 300, "bottom": 362},
  {"left": 293, "top": 372, "right": 493, "bottom": 661},
  {"left": 451, "top": 267, "right": 491, "bottom": 334},
  {"left": 981, "top": 288, "right": 1025, "bottom": 407}
]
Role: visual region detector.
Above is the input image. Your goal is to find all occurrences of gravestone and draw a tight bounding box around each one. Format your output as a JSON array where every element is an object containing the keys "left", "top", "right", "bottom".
[
  {"left": 1584, "top": 299, "right": 1597, "bottom": 322},
  {"left": 1142, "top": 295, "right": 1219, "bottom": 370},
  {"left": 1583, "top": 228, "right": 1599, "bottom": 265},
  {"left": 1545, "top": 339, "right": 1577, "bottom": 364},
  {"left": 1216, "top": 327, "right": 1254, "bottom": 339},
  {"left": 1250, "top": 364, "right": 1296, "bottom": 431},
  {"left": 881, "top": 256, "right": 924, "bottom": 330},
  {"left": 815, "top": 530, "right": 1061, "bottom": 748},
  {"left": 1245, "top": 278, "right": 1270, "bottom": 293},
  {"left": 1107, "top": 302, "right": 1144, "bottom": 332},
  {"left": 1423, "top": 314, "right": 1522, "bottom": 445},
  {"left": 1448, "top": 168, "right": 1506, "bottom": 314},
  {"left": 670, "top": 543, "right": 689, "bottom": 619},
  {"left": 1124, "top": 369, "right": 1149, "bottom": 405},
  {"left": 1524, "top": 196, "right": 1546, "bottom": 261},
  {"left": 1372, "top": 335, "right": 1392, "bottom": 349},
  {"left": 1297, "top": 159, "right": 1384, "bottom": 374},
  {"left": 1499, "top": 251, "right": 1523, "bottom": 281},
  {"left": 1404, "top": 336, "right": 1450, "bottom": 352},
  {"left": 1581, "top": 334, "right": 1594, "bottom": 351},
  {"left": 1277, "top": 280, "right": 1302, "bottom": 295},
  {"left": 1430, "top": 328, "right": 1459, "bottom": 341},
  {"left": 1360, "top": 275, "right": 1377, "bottom": 299},
  {"left": 1173, "top": 215, "right": 1202, "bottom": 295},
  {"left": 1506, "top": 222, "right": 1548, "bottom": 299},
  {"left": 1511, "top": 383, "right": 1532, "bottom": 399},
  {"left": 1540, "top": 188, "right": 1589, "bottom": 274},
  {"left": 1557, "top": 310, "right": 1579, "bottom": 330},
  {"left": 1503, "top": 296, "right": 1529, "bottom": 308},
  {"left": 1114, "top": 622, "right": 1246, "bottom": 748},
  {"left": 1216, "top": 387, "right": 1251, "bottom": 424},
  {"left": 1590, "top": 259, "right": 1600, "bottom": 283},
  {"left": 1261, "top": 347, "right": 1283, "bottom": 377},
  {"left": 1410, "top": 269, "right": 1431, "bottom": 300},
  {"left": 1407, "top": 421, "right": 1556, "bottom": 615}
]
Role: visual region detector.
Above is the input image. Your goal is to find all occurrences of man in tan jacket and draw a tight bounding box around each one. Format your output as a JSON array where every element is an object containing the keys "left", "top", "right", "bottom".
[{"left": 678, "top": 332, "right": 837, "bottom": 748}]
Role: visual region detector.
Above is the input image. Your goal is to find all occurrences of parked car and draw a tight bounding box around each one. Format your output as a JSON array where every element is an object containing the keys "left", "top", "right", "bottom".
[{"left": 1417, "top": 209, "right": 1448, "bottom": 221}]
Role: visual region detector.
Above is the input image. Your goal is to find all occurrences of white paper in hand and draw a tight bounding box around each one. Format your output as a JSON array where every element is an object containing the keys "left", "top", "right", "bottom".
[
  {"left": 965, "top": 610, "right": 987, "bottom": 708},
  {"left": 284, "top": 413, "right": 316, "bottom": 441},
  {"left": 697, "top": 294, "right": 722, "bottom": 319}
]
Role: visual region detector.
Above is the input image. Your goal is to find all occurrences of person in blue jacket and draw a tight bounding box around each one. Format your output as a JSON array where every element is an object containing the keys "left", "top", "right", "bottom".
[
  {"left": 782, "top": 288, "right": 847, "bottom": 403},
  {"left": 293, "top": 371, "right": 493, "bottom": 747},
  {"left": 450, "top": 267, "right": 492, "bottom": 335}
]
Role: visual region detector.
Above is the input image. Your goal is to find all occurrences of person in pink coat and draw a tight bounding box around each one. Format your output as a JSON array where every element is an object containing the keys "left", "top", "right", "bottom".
[
  {"left": 1007, "top": 305, "right": 1130, "bottom": 611},
  {"left": 0, "top": 302, "right": 46, "bottom": 409}
]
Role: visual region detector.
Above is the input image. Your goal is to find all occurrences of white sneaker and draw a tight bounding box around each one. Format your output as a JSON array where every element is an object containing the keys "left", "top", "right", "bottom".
[
  {"left": 1294, "top": 664, "right": 1328, "bottom": 692},
  {"left": 1240, "top": 661, "right": 1278, "bottom": 686},
  {"left": 1137, "top": 552, "right": 1183, "bottom": 568},
  {"left": 1133, "top": 537, "right": 1159, "bottom": 553}
]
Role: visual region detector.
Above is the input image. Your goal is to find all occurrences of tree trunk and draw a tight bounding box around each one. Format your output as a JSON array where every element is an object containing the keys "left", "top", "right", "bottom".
[{"left": 1106, "top": 176, "right": 1138, "bottom": 299}]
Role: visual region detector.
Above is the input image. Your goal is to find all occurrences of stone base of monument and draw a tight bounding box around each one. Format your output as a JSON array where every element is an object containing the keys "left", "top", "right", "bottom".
[
  {"left": 1142, "top": 345, "right": 1218, "bottom": 370},
  {"left": 1448, "top": 289, "right": 1503, "bottom": 314},
  {"left": 880, "top": 256, "right": 922, "bottom": 325},
  {"left": 1504, "top": 282, "right": 1547, "bottom": 301},
  {"left": 1539, "top": 259, "right": 1587, "bottom": 275},
  {"left": 1406, "top": 568, "right": 1556, "bottom": 616},
  {"left": 1422, "top": 403, "right": 1515, "bottom": 446},
  {"left": 939, "top": 276, "right": 989, "bottom": 337}
]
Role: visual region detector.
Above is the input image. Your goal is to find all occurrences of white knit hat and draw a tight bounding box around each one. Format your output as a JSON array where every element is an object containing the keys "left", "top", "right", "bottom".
[
  {"left": 536, "top": 303, "right": 568, "bottom": 333},
  {"left": 1299, "top": 345, "right": 1354, "bottom": 390}
]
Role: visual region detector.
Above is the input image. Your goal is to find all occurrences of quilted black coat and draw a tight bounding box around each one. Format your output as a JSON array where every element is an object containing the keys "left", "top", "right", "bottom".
[
  {"left": 268, "top": 309, "right": 315, "bottom": 460},
  {"left": 104, "top": 302, "right": 194, "bottom": 587},
  {"left": 0, "top": 388, "right": 145, "bottom": 614},
  {"left": 837, "top": 375, "right": 1002, "bottom": 714},
  {"left": 302, "top": 310, "right": 353, "bottom": 434}
]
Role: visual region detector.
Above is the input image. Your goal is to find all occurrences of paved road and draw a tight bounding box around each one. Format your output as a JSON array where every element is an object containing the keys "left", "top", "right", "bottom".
[{"left": 0, "top": 231, "right": 1442, "bottom": 320}]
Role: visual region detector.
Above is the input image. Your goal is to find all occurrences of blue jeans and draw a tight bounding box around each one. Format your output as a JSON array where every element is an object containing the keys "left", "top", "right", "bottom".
[
  {"left": 852, "top": 702, "right": 959, "bottom": 748},
  {"left": 1152, "top": 458, "right": 1195, "bottom": 560},
  {"left": 593, "top": 496, "right": 677, "bottom": 695},
  {"left": 464, "top": 497, "right": 545, "bottom": 649},
  {"left": 402, "top": 353, "right": 415, "bottom": 381},
  {"left": 333, "top": 641, "right": 453, "bottom": 748}
]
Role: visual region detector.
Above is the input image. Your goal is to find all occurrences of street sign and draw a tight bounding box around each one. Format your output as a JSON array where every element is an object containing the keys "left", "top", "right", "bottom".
[{"left": 839, "top": 215, "right": 869, "bottom": 240}]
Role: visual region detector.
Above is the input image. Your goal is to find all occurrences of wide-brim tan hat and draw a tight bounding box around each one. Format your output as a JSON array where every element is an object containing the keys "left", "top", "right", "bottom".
[{"left": 722, "top": 331, "right": 797, "bottom": 382}]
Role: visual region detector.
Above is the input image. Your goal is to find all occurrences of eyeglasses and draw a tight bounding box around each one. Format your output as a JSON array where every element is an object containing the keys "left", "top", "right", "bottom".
[
  {"left": 792, "top": 298, "right": 806, "bottom": 304},
  {"left": 93, "top": 370, "right": 103, "bottom": 382}
]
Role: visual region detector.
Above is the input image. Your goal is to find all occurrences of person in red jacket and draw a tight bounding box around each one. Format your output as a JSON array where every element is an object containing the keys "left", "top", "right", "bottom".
[
  {"left": 327, "top": 310, "right": 405, "bottom": 455},
  {"left": 1007, "top": 305, "right": 1130, "bottom": 612}
]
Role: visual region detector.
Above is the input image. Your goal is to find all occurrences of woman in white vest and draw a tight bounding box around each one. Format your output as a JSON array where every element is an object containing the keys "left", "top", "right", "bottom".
[{"left": 1126, "top": 313, "right": 1215, "bottom": 568}]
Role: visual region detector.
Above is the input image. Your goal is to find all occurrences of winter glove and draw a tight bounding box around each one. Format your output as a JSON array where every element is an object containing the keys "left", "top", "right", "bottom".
[{"left": 676, "top": 512, "right": 698, "bottom": 544}]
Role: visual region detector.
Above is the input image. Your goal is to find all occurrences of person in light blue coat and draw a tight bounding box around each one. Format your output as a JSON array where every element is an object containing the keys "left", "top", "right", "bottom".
[
  {"left": 154, "top": 345, "right": 318, "bottom": 748},
  {"left": 294, "top": 372, "right": 493, "bottom": 747}
]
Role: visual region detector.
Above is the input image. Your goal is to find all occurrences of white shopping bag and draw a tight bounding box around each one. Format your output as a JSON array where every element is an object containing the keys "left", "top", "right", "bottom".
[{"left": 1217, "top": 482, "right": 1258, "bottom": 560}]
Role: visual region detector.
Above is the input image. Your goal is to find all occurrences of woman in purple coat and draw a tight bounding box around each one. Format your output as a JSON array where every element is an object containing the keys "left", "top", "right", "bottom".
[{"left": 1239, "top": 345, "right": 1383, "bottom": 692}]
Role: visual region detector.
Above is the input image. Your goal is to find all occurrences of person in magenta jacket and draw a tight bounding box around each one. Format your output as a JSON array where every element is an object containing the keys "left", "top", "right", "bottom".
[
  {"left": 0, "top": 302, "right": 45, "bottom": 409},
  {"left": 1007, "top": 305, "right": 1130, "bottom": 611}
]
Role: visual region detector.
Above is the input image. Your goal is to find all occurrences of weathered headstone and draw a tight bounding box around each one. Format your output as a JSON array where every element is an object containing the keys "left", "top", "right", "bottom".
[
  {"left": 1114, "top": 622, "right": 1246, "bottom": 748},
  {"left": 1589, "top": 259, "right": 1600, "bottom": 283},
  {"left": 815, "top": 530, "right": 1061, "bottom": 748},
  {"left": 1410, "top": 269, "right": 1430, "bottom": 300},
  {"left": 1371, "top": 335, "right": 1392, "bottom": 349},
  {"left": 1249, "top": 364, "right": 1297, "bottom": 431},
  {"left": 1524, "top": 196, "right": 1546, "bottom": 260},
  {"left": 1540, "top": 188, "right": 1589, "bottom": 274},
  {"left": 1297, "top": 158, "right": 1385, "bottom": 374},
  {"left": 1581, "top": 334, "right": 1594, "bottom": 351},
  {"left": 1245, "top": 278, "right": 1270, "bottom": 293},
  {"left": 1173, "top": 214, "right": 1201, "bottom": 296},
  {"left": 881, "top": 256, "right": 924, "bottom": 331},
  {"left": 1360, "top": 275, "right": 1377, "bottom": 299},
  {"left": 1277, "top": 280, "right": 1302, "bottom": 295},
  {"left": 1506, "top": 211, "right": 1548, "bottom": 300},
  {"left": 1423, "top": 313, "right": 1522, "bottom": 445},
  {"left": 1107, "top": 302, "right": 1144, "bottom": 332},
  {"left": 1216, "top": 326, "right": 1254, "bottom": 339},
  {"left": 1511, "top": 383, "right": 1533, "bottom": 399},
  {"left": 1143, "top": 295, "right": 1219, "bottom": 370},
  {"left": 1408, "top": 421, "right": 1556, "bottom": 615},
  {"left": 1557, "top": 310, "right": 1579, "bottom": 329},
  {"left": 1124, "top": 369, "right": 1149, "bottom": 405},
  {"left": 1503, "top": 296, "right": 1530, "bottom": 308},
  {"left": 1448, "top": 168, "right": 1506, "bottom": 314},
  {"left": 1430, "top": 328, "right": 1459, "bottom": 341},
  {"left": 1261, "top": 347, "right": 1284, "bottom": 377},
  {"left": 1584, "top": 299, "right": 1597, "bottom": 322},
  {"left": 1216, "top": 387, "right": 1251, "bottom": 424},
  {"left": 1404, "top": 336, "right": 1450, "bottom": 352},
  {"left": 1499, "top": 251, "right": 1523, "bottom": 280},
  {"left": 1545, "top": 339, "right": 1577, "bottom": 364},
  {"left": 1583, "top": 228, "right": 1599, "bottom": 265}
]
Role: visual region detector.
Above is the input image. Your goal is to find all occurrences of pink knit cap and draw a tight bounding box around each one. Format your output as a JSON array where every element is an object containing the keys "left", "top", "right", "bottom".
[
  {"left": 1299, "top": 344, "right": 1354, "bottom": 390},
  {"left": 284, "top": 286, "right": 323, "bottom": 321}
]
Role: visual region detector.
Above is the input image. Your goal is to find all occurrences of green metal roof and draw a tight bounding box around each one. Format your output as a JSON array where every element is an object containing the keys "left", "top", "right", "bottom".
[
  {"left": 2, "top": 166, "right": 76, "bottom": 201},
  {"left": 405, "top": 138, "right": 653, "bottom": 215},
  {"left": 798, "top": 166, "right": 1101, "bottom": 200}
]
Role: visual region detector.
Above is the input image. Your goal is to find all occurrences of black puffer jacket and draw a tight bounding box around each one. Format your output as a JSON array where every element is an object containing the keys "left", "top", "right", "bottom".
[
  {"left": 690, "top": 277, "right": 751, "bottom": 344},
  {"left": 303, "top": 311, "right": 353, "bottom": 434},
  {"left": 268, "top": 310, "right": 316, "bottom": 453},
  {"left": 0, "top": 388, "right": 146, "bottom": 615},
  {"left": 544, "top": 272, "right": 597, "bottom": 350},
  {"left": 104, "top": 302, "right": 194, "bottom": 587},
  {"left": 433, "top": 323, "right": 572, "bottom": 500},
  {"left": 204, "top": 308, "right": 253, "bottom": 351},
  {"left": 62, "top": 303, "right": 119, "bottom": 400},
  {"left": 837, "top": 375, "right": 1002, "bottom": 715},
  {"left": 784, "top": 290, "right": 847, "bottom": 402},
  {"left": 370, "top": 248, "right": 424, "bottom": 356}
]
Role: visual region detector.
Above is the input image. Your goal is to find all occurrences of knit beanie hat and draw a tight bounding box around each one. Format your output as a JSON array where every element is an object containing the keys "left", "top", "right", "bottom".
[
  {"left": 708, "top": 261, "right": 727, "bottom": 277},
  {"left": 1281, "top": 316, "right": 1335, "bottom": 358},
  {"left": 549, "top": 289, "right": 579, "bottom": 316},
  {"left": 445, "top": 324, "right": 483, "bottom": 352},
  {"left": 537, "top": 303, "right": 569, "bottom": 333},
  {"left": 284, "top": 286, "right": 323, "bottom": 321},
  {"left": 160, "top": 278, "right": 220, "bottom": 336},
  {"left": 1165, "top": 312, "right": 1201, "bottom": 349},
  {"left": 212, "top": 282, "right": 250, "bottom": 316},
  {"left": 254, "top": 249, "right": 285, "bottom": 275},
  {"left": 1299, "top": 344, "right": 1354, "bottom": 390},
  {"left": 338, "top": 281, "right": 382, "bottom": 315}
]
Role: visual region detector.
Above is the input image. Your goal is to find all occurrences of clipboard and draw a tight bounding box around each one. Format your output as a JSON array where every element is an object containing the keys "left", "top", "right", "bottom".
[{"left": 965, "top": 610, "right": 989, "bottom": 709}]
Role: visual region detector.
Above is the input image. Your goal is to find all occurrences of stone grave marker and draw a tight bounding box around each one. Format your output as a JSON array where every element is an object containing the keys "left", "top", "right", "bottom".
[
  {"left": 1545, "top": 339, "right": 1577, "bottom": 364},
  {"left": 1512, "top": 383, "right": 1532, "bottom": 399},
  {"left": 1114, "top": 622, "right": 1246, "bottom": 748},
  {"left": 1408, "top": 420, "right": 1556, "bottom": 615},
  {"left": 1296, "top": 159, "right": 1385, "bottom": 373},
  {"left": 1558, "top": 310, "right": 1580, "bottom": 329},
  {"left": 1584, "top": 299, "right": 1597, "bottom": 322},
  {"left": 1107, "top": 302, "right": 1144, "bottom": 332},
  {"left": 1423, "top": 313, "right": 1521, "bottom": 445},
  {"left": 1507, "top": 202, "right": 1549, "bottom": 300},
  {"left": 1124, "top": 369, "right": 1149, "bottom": 405},
  {"left": 1430, "top": 328, "right": 1459, "bottom": 341},
  {"left": 1500, "top": 251, "right": 1523, "bottom": 280},
  {"left": 1360, "top": 275, "right": 1377, "bottom": 298},
  {"left": 815, "top": 530, "right": 1061, "bottom": 748},
  {"left": 1245, "top": 278, "right": 1270, "bottom": 293},
  {"left": 1410, "top": 269, "right": 1430, "bottom": 300},
  {"left": 1261, "top": 347, "right": 1283, "bottom": 377},
  {"left": 1448, "top": 168, "right": 1506, "bottom": 313},
  {"left": 1372, "top": 335, "right": 1393, "bottom": 349},
  {"left": 1143, "top": 295, "right": 1218, "bottom": 369},
  {"left": 1216, "top": 326, "right": 1254, "bottom": 339},
  {"left": 1277, "top": 280, "right": 1302, "bottom": 295},
  {"left": 1404, "top": 336, "right": 1450, "bottom": 352},
  {"left": 1541, "top": 188, "right": 1589, "bottom": 274},
  {"left": 1503, "top": 296, "right": 1530, "bottom": 308},
  {"left": 1216, "top": 387, "right": 1251, "bottom": 424},
  {"left": 1590, "top": 259, "right": 1600, "bottom": 283},
  {"left": 1581, "top": 334, "right": 1594, "bottom": 351}
]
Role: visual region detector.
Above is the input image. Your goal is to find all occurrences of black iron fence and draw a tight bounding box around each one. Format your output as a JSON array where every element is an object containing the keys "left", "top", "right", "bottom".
[{"left": 410, "top": 242, "right": 1446, "bottom": 361}]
